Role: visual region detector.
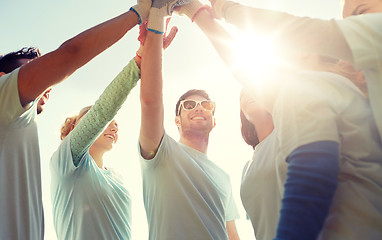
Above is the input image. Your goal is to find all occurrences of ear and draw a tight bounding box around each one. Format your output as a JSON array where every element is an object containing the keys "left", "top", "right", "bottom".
[
  {"left": 175, "top": 116, "right": 181, "bottom": 127},
  {"left": 0, "top": 72, "right": 6, "bottom": 78},
  {"left": 212, "top": 116, "right": 216, "bottom": 128}
]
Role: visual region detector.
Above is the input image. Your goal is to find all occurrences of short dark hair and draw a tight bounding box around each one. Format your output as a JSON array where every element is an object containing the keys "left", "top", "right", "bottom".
[
  {"left": 240, "top": 110, "right": 259, "bottom": 149},
  {"left": 0, "top": 47, "right": 41, "bottom": 74},
  {"left": 175, "top": 89, "right": 213, "bottom": 116}
]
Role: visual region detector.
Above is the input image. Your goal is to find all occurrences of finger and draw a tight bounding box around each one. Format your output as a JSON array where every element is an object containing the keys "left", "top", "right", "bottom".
[
  {"left": 164, "top": 17, "right": 171, "bottom": 34},
  {"left": 138, "top": 20, "right": 149, "bottom": 45},
  {"left": 163, "top": 26, "right": 178, "bottom": 50},
  {"left": 206, "top": 7, "right": 217, "bottom": 19}
]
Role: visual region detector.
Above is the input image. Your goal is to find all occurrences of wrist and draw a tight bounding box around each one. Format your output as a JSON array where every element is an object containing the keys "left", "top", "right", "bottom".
[
  {"left": 191, "top": 5, "right": 210, "bottom": 22},
  {"left": 177, "top": 1, "right": 204, "bottom": 20},
  {"left": 130, "top": 4, "right": 151, "bottom": 24},
  {"left": 212, "top": 0, "right": 236, "bottom": 19},
  {"left": 147, "top": 8, "right": 166, "bottom": 34}
]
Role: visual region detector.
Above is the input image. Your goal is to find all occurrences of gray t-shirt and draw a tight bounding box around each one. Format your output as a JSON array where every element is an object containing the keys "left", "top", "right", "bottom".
[
  {"left": 139, "top": 133, "right": 240, "bottom": 240},
  {"left": 240, "top": 130, "right": 286, "bottom": 240},
  {"left": 0, "top": 68, "right": 44, "bottom": 240},
  {"left": 336, "top": 13, "right": 382, "bottom": 142}
]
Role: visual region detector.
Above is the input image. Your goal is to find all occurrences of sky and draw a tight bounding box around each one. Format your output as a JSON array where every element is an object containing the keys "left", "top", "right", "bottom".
[{"left": 2, "top": 0, "right": 341, "bottom": 239}]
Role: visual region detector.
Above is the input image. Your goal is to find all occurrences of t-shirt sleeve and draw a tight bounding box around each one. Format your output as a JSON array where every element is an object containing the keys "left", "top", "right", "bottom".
[
  {"left": 335, "top": 13, "right": 382, "bottom": 145},
  {"left": 225, "top": 181, "right": 240, "bottom": 221},
  {"left": 138, "top": 132, "right": 167, "bottom": 169},
  {"left": 70, "top": 58, "right": 140, "bottom": 166},
  {"left": 0, "top": 68, "right": 33, "bottom": 127},
  {"left": 50, "top": 131, "right": 89, "bottom": 176},
  {"left": 273, "top": 72, "right": 342, "bottom": 160},
  {"left": 335, "top": 13, "right": 382, "bottom": 70}
]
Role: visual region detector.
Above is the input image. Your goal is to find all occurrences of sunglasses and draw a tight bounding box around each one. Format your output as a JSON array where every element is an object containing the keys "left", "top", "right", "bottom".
[{"left": 178, "top": 99, "right": 215, "bottom": 115}]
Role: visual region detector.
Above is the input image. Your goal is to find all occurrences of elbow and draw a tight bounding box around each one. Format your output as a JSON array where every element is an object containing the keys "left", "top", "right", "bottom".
[{"left": 140, "top": 94, "right": 162, "bottom": 108}]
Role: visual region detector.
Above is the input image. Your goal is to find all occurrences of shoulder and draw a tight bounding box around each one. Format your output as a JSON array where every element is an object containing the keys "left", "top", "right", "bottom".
[
  {"left": 277, "top": 70, "right": 362, "bottom": 104},
  {"left": 0, "top": 68, "right": 28, "bottom": 125}
]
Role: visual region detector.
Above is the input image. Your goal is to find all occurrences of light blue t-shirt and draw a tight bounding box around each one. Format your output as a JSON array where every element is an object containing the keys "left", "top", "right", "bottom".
[
  {"left": 0, "top": 68, "right": 44, "bottom": 240},
  {"left": 240, "top": 130, "right": 286, "bottom": 240},
  {"left": 139, "top": 133, "right": 240, "bottom": 240},
  {"left": 50, "top": 134, "right": 132, "bottom": 240}
]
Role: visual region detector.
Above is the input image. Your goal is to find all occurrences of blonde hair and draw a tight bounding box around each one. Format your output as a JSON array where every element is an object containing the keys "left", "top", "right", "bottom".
[{"left": 60, "top": 106, "right": 92, "bottom": 140}]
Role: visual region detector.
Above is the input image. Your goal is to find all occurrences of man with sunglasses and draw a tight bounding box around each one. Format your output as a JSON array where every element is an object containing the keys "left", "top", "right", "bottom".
[{"left": 139, "top": 6, "right": 240, "bottom": 238}]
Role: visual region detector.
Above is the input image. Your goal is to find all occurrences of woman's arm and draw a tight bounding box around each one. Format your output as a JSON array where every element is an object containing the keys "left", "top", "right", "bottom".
[{"left": 70, "top": 57, "right": 141, "bottom": 165}]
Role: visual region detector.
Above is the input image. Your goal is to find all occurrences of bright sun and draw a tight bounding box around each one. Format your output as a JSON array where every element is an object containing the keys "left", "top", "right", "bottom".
[
  {"left": 226, "top": 29, "right": 295, "bottom": 94},
  {"left": 232, "top": 31, "right": 281, "bottom": 76}
]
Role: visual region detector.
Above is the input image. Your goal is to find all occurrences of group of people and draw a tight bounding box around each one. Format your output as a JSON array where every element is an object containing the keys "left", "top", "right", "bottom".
[{"left": 0, "top": 0, "right": 381, "bottom": 239}]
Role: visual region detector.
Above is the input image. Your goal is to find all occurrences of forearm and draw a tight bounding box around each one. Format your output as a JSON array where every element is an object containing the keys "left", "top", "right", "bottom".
[
  {"left": 141, "top": 31, "right": 163, "bottom": 105},
  {"left": 140, "top": 30, "right": 165, "bottom": 159},
  {"left": 275, "top": 141, "right": 339, "bottom": 240},
  {"left": 194, "top": 9, "right": 236, "bottom": 70},
  {"left": 18, "top": 9, "right": 139, "bottom": 106},
  {"left": 57, "top": 11, "right": 139, "bottom": 72},
  {"left": 226, "top": 220, "right": 240, "bottom": 240},
  {"left": 70, "top": 58, "right": 140, "bottom": 164},
  {"left": 193, "top": 8, "right": 253, "bottom": 86}
]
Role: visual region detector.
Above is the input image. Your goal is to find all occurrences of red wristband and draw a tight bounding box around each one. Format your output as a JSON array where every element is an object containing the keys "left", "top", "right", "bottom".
[{"left": 191, "top": 5, "right": 210, "bottom": 22}]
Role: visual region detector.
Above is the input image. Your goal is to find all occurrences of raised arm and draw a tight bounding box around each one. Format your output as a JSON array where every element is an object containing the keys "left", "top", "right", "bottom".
[
  {"left": 17, "top": 7, "right": 142, "bottom": 107},
  {"left": 139, "top": 25, "right": 165, "bottom": 160},
  {"left": 176, "top": 2, "right": 254, "bottom": 86},
  {"left": 139, "top": 3, "right": 179, "bottom": 159},
  {"left": 69, "top": 53, "right": 141, "bottom": 165},
  {"left": 210, "top": 0, "right": 353, "bottom": 63}
]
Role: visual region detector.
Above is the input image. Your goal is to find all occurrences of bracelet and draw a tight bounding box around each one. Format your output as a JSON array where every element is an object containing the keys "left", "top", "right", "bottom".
[
  {"left": 192, "top": 5, "right": 210, "bottom": 22},
  {"left": 136, "top": 51, "right": 142, "bottom": 59}
]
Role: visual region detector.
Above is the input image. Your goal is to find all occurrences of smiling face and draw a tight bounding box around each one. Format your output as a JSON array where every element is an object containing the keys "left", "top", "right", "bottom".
[
  {"left": 91, "top": 120, "right": 119, "bottom": 153},
  {"left": 175, "top": 94, "right": 216, "bottom": 136}
]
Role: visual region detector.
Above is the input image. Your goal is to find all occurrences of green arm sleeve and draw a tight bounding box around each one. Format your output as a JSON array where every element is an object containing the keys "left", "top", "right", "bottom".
[{"left": 69, "top": 58, "right": 140, "bottom": 166}]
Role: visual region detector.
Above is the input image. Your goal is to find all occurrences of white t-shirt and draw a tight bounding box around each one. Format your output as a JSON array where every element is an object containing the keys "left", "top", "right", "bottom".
[
  {"left": 0, "top": 68, "right": 44, "bottom": 240},
  {"left": 139, "top": 133, "right": 240, "bottom": 240},
  {"left": 273, "top": 71, "right": 382, "bottom": 240},
  {"left": 240, "top": 130, "right": 286, "bottom": 240},
  {"left": 336, "top": 13, "right": 382, "bottom": 141}
]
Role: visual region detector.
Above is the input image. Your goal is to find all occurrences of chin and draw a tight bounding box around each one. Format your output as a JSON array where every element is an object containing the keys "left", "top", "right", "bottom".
[{"left": 104, "top": 144, "right": 114, "bottom": 152}]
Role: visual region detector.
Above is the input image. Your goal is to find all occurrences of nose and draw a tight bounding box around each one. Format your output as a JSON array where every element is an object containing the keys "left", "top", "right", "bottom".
[
  {"left": 110, "top": 126, "right": 118, "bottom": 133},
  {"left": 109, "top": 121, "right": 118, "bottom": 133},
  {"left": 194, "top": 102, "right": 203, "bottom": 112}
]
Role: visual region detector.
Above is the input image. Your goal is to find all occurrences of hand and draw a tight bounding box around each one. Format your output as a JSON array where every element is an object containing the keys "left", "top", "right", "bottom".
[
  {"left": 130, "top": 0, "right": 152, "bottom": 24},
  {"left": 240, "top": 87, "right": 258, "bottom": 117},
  {"left": 209, "top": 0, "right": 237, "bottom": 20},
  {"left": 152, "top": 0, "right": 194, "bottom": 16},
  {"left": 138, "top": 18, "right": 178, "bottom": 49},
  {"left": 147, "top": 0, "right": 194, "bottom": 33},
  {"left": 174, "top": 0, "right": 208, "bottom": 22}
]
